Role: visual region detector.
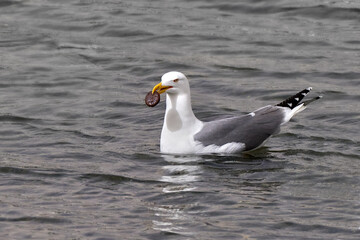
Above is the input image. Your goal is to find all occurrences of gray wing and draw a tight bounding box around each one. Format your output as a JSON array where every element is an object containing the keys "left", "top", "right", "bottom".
[{"left": 194, "top": 106, "right": 285, "bottom": 151}]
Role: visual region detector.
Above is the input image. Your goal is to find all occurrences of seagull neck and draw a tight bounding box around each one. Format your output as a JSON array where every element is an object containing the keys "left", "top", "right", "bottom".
[{"left": 165, "top": 92, "right": 199, "bottom": 124}]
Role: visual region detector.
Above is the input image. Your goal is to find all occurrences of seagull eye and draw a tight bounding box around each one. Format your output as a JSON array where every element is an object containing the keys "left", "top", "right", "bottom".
[{"left": 173, "top": 79, "right": 179, "bottom": 83}]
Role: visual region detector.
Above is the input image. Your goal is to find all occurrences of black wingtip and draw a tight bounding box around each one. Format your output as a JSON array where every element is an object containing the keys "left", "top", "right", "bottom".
[
  {"left": 303, "top": 95, "right": 323, "bottom": 106},
  {"left": 276, "top": 87, "right": 312, "bottom": 109}
]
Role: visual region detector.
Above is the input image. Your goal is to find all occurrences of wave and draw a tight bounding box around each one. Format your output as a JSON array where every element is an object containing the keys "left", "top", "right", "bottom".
[{"left": 199, "top": 4, "right": 360, "bottom": 21}]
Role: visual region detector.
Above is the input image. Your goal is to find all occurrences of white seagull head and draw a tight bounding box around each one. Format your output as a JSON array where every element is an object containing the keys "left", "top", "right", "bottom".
[{"left": 152, "top": 71, "right": 190, "bottom": 95}]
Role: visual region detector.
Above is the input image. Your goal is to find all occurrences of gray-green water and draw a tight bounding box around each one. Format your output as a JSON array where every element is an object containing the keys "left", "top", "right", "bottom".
[{"left": 0, "top": 0, "right": 359, "bottom": 239}]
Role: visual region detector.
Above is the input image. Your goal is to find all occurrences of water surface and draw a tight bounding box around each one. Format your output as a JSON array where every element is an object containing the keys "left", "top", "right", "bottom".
[{"left": 0, "top": 0, "right": 359, "bottom": 239}]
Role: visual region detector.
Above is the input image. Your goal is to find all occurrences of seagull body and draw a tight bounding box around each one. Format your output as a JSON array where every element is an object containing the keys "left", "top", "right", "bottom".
[{"left": 151, "top": 71, "right": 321, "bottom": 154}]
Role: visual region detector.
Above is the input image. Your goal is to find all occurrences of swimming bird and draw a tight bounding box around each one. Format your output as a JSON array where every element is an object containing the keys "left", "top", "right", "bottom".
[{"left": 151, "top": 71, "right": 321, "bottom": 154}]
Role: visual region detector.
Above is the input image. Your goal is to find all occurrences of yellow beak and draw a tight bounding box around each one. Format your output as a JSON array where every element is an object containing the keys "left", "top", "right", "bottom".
[{"left": 152, "top": 82, "right": 172, "bottom": 94}]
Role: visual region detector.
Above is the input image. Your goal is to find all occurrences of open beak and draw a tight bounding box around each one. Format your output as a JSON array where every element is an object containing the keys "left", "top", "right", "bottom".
[{"left": 152, "top": 82, "right": 172, "bottom": 94}]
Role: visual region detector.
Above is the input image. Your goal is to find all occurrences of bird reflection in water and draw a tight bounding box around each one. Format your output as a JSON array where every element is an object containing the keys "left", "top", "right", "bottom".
[{"left": 150, "top": 154, "right": 203, "bottom": 236}]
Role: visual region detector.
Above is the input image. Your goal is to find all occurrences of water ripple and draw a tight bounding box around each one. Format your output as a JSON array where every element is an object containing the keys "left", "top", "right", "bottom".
[{"left": 200, "top": 4, "right": 360, "bottom": 21}]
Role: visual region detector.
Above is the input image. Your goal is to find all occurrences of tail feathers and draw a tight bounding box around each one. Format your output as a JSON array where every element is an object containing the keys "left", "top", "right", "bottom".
[
  {"left": 278, "top": 89, "right": 322, "bottom": 124},
  {"left": 276, "top": 87, "right": 313, "bottom": 109}
]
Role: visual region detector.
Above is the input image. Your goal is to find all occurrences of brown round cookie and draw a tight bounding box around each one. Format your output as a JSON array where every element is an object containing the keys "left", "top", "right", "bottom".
[{"left": 145, "top": 91, "right": 160, "bottom": 107}]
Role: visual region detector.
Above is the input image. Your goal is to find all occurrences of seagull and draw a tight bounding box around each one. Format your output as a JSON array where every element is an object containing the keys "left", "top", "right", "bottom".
[{"left": 151, "top": 71, "right": 321, "bottom": 154}]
